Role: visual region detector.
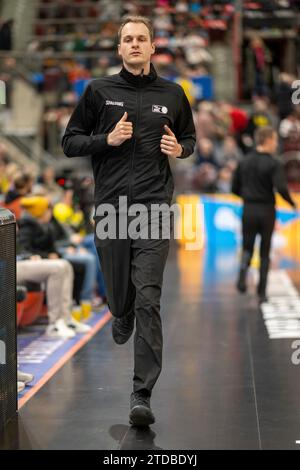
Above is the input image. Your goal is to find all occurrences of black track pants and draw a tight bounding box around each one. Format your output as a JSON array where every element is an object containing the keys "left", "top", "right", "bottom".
[
  {"left": 95, "top": 212, "right": 171, "bottom": 395},
  {"left": 242, "top": 203, "right": 276, "bottom": 294}
]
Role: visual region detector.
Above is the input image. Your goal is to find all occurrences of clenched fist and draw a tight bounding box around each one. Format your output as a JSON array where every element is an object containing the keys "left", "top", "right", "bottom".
[
  {"left": 107, "top": 111, "right": 133, "bottom": 146},
  {"left": 160, "top": 125, "right": 183, "bottom": 158}
]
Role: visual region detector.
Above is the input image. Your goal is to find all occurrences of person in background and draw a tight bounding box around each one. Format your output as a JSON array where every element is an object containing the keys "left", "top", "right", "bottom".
[
  {"left": 232, "top": 126, "right": 297, "bottom": 304},
  {"left": 17, "top": 196, "right": 92, "bottom": 333},
  {"left": 17, "top": 257, "right": 89, "bottom": 339}
]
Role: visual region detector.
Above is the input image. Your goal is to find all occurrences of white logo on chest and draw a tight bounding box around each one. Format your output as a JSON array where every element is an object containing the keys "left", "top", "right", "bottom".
[
  {"left": 152, "top": 104, "right": 168, "bottom": 114},
  {"left": 105, "top": 100, "right": 124, "bottom": 107}
]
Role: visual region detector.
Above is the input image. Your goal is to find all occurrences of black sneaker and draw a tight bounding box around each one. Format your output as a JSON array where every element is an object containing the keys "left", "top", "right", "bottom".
[
  {"left": 129, "top": 392, "right": 155, "bottom": 427},
  {"left": 258, "top": 293, "right": 268, "bottom": 304},
  {"left": 236, "top": 270, "right": 247, "bottom": 293},
  {"left": 112, "top": 311, "right": 135, "bottom": 345}
]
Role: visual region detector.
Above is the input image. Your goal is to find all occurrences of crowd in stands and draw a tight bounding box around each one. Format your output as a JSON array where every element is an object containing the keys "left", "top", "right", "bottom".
[
  {"left": 183, "top": 90, "right": 300, "bottom": 193},
  {"left": 0, "top": 1, "right": 299, "bottom": 188},
  {"left": 0, "top": 148, "right": 107, "bottom": 340}
]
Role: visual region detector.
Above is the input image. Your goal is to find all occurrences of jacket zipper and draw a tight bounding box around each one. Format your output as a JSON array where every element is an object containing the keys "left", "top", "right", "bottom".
[{"left": 128, "top": 88, "right": 142, "bottom": 206}]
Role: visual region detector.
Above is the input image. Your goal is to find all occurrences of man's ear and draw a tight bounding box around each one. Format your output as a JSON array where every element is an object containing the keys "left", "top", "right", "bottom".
[
  {"left": 151, "top": 42, "right": 155, "bottom": 54},
  {"left": 117, "top": 44, "right": 121, "bottom": 56}
]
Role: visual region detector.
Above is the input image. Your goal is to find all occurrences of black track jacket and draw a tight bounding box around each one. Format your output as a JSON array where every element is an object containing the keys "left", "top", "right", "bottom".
[
  {"left": 62, "top": 64, "right": 196, "bottom": 208},
  {"left": 232, "top": 150, "right": 295, "bottom": 207}
]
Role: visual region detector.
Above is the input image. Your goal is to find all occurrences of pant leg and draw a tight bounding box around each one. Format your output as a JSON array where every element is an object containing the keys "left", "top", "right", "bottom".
[
  {"left": 94, "top": 213, "right": 135, "bottom": 318},
  {"left": 131, "top": 234, "right": 170, "bottom": 396},
  {"left": 82, "top": 234, "right": 106, "bottom": 298},
  {"left": 59, "top": 260, "right": 74, "bottom": 321},
  {"left": 94, "top": 210, "right": 171, "bottom": 396},
  {"left": 17, "top": 259, "right": 73, "bottom": 324},
  {"left": 130, "top": 210, "right": 172, "bottom": 396},
  {"left": 242, "top": 204, "right": 259, "bottom": 259},
  {"left": 60, "top": 250, "right": 96, "bottom": 302},
  {"left": 258, "top": 206, "right": 276, "bottom": 295}
]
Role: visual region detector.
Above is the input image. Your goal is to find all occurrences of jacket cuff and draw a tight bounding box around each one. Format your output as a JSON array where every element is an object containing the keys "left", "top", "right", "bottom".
[
  {"left": 176, "top": 143, "right": 186, "bottom": 159},
  {"left": 90, "top": 134, "right": 110, "bottom": 153}
]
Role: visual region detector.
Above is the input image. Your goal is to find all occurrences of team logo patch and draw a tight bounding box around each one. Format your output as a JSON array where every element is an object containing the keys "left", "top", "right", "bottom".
[
  {"left": 105, "top": 100, "right": 124, "bottom": 107},
  {"left": 152, "top": 104, "right": 168, "bottom": 114}
]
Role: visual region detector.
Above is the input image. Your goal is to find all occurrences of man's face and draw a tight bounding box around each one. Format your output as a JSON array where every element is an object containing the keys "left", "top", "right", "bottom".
[{"left": 118, "top": 22, "right": 155, "bottom": 68}]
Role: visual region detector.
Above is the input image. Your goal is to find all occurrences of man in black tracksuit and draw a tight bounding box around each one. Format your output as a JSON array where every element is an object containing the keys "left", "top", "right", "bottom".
[
  {"left": 232, "top": 126, "right": 296, "bottom": 303},
  {"left": 62, "top": 16, "right": 196, "bottom": 426}
]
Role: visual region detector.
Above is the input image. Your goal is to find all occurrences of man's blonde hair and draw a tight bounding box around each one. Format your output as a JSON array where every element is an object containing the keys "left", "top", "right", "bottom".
[
  {"left": 118, "top": 16, "right": 154, "bottom": 42},
  {"left": 255, "top": 126, "right": 276, "bottom": 146}
]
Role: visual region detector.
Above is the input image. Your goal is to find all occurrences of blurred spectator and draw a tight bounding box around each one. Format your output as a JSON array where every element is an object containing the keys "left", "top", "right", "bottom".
[
  {"left": 195, "top": 138, "right": 219, "bottom": 169},
  {"left": 5, "top": 172, "right": 34, "bottom": 220},
  {"left": 17, "top": 256, "right": 91, "bottom": 339},
  {"left": 0, "top": 18, "right": 13, "bottom": 51},
  {"left": 18, "top": 196, "right": 97, "bottom": 313},
  {"left": 216, "top": 165, "right": 233, "bottom": 193},
  {"left": 217, "top": 102, "right": 248, "bottom": 137},
  {"left": 193, "top": 138, "right": 219, "bottom": 192},
  {"left": 242, "top": 98, "right": 274, "bottom": 149},
  {"left": 38, "top": 166, "right": 64, "bottom": 204},
  {"left": 0, "top": 56, "right": 17, "bottom": 109},
  {"left": 215, "top": 135, "right": 243, "bottom": 167},
  {"left": 194, "top": 101, "right": 215, "bottom": 142},
  {"left": 0, "top": 154, "right": 10, "bottom": 195},
  {"left": 279, "top": 109, "right": 300, "bottom": 152},
  {"left": 246, "top": 35, "right": 272, "bottom": 97},
  {"left": 273, "top": 72, "right": 296, "bottom": 120},
  {"left": 53, "top": 184, "right": 85, "bottom": 232}
]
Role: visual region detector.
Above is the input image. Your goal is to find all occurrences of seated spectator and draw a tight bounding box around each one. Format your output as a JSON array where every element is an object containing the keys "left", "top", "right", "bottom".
[
  {"left": 1, "top": 162, "right": 19, "bottom": 194},
  {"left": 217, "top": 102, "right": 248, "bottom": 137},
  {"left": 53, "top": 184, "right": 84, "bottom": 233},
  {"left": 273, "top": 72, "right": 295, "bottom": 120},
  {"left": 17, "top": 256, "right": 90, "bottom": 339},
  {"left": 216, "top": 165, "right": 234, "bottom": 193},
  {"left": 215, "top": 136, "right": 243, "bottom": 167},
  {"left": 0, "top": 155, "right": 9, "bottom": 196},
  {"left": 5, "top": 172, "right": 34, "bottom": 220},
  {"left": 19, "top": 196, "right": 98, "bottom": 315},
  {"left": 195, "top": 138, "right": 219, "bottom": 169},
  {"left": 242, "top": 98, "right": 274, "bottom": 150},
  {"left": 279, "top": 109, "right": 300, "bottom": 153},
  {"left": 195, "top": 101, "right": 216, "bottom": 141},
  {"left": 38, "top": 166, "right": 64, "bottom": 204},
  {"left": 52, "top": 189, "right": 105, "bottom": 309}
]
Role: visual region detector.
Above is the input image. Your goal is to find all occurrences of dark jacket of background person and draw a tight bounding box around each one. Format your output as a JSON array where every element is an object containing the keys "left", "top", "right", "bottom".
[
  {"left": 231, "top": 150, "right": 296, "bottom": 208},
  {"left": 18, "top": 213, "right": 59, "bottom": 258}
]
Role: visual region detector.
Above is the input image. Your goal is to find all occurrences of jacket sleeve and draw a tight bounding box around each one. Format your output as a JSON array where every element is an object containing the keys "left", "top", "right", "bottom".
[
  {"left": 61, "top": 83, "right": 110, "bottom": 158},
  {"left": 272, "top": 160, "right": 296, "bottom": 208},
  {"left": 231, "top": 163, "right": 242, "bottom": 197},
  {"left": 174, "top": 90, "right": 196, "bottom": 159}
]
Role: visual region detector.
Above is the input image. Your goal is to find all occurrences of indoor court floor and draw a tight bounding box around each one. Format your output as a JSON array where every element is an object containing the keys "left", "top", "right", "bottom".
[{"left": 2, "top": 241, "right": 300, "bottom": 450}]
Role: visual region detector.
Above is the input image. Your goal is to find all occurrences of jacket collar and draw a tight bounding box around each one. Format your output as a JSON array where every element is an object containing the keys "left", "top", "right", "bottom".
[{"left": 119, "top": 63, "right": 157, "bottom": 88}]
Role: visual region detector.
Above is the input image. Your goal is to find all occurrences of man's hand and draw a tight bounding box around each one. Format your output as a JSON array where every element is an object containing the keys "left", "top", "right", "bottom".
[
  {"left": 160, "top": 125, "right": 183, "bottom": 158},
  {"left": 48, "top": 253, "right": 59, "bottom": 259},
  {"left": 107, "top": 111, "right": 133, "bottom": 146}
]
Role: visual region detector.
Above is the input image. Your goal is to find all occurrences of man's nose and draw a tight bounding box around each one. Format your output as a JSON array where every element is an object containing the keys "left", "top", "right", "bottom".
[{"left": 132, "top": 39, "right": 139, "bottom": 47}]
